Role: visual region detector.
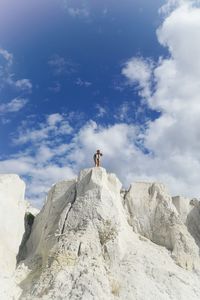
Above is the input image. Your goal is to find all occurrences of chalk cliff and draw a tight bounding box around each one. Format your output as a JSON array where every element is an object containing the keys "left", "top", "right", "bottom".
[
  {"left": 1, "top": 168, "right": 200, "bottom": 299},
  {"left": 0, "top": 174, "right": 26, "bottom": 300}
]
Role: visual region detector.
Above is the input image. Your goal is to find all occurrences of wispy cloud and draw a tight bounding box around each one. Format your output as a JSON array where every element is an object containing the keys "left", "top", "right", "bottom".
[
  {"left": 2, "top": 113, "right": 75, "bottom": 206},
  {"left": 0, "top": 48, "right": 31, "bottom": 122},
  {"left": 114, "top": 102, "right": 131, "bottom": 122},
  {"left": 48, "top": 55, "right": 77, "bottom": 76},
  {"left": 0, "top": 47, "right": 32, "bottom": 93},
  {"left": 0, "top": 48, "right": 13, "bottom": 65},
  {"left": 95, "top": 104, "right": 107, "bottom": 118},
  {"left": 1, "top": 114, "right": 139, "bottom": 206},
  {"left": 68, "top": 7, "right": 89, "bottom": 17},
  {"left": 13, "top": 113, "right": 73, "bottom": 145},
  {"left": 48, "top": 55, "right": 66, "bottom": 75},
  {"left": 0, "top": 98, "right": 28, "bottom": 114},
  {"left": 63, "top": 0, "right": 90, "bottom": 18},
  {"left": 75, "top": 77, "right": 92, "bottom": 87},
  {"left": 159, "top": 0, "right": 200, "bottom": 15},
  {"left": 2, "top": 0, "right": 200, "bottom": 209},
  {"left": 15, "top": 79, "right": 32, "bottom": 92}
]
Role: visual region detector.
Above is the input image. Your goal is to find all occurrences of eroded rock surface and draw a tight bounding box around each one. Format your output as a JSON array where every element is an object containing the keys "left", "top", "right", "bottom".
[
  {"left": 124, "top": 182, "right": 200, "bottom": 270},
  {"left": 0, "top": 174, "right": 26, "bottom": 300},
  {"left": 14, "top": 168, "right": 200, "bottom": 300}
]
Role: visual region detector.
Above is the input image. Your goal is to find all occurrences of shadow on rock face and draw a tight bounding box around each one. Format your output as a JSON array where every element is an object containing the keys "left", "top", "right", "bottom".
[
  {"left": 186, "top": 200, "right": 200, "bottom": 253},
  {"left": 17, "top": 213, "right": 35, "bottom": 264}
]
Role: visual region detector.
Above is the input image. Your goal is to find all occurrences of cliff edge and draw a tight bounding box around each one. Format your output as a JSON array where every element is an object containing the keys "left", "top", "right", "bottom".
[
  {"left": 13, "top": 168, "right": 200, "bottom": 300},
  {"left": 0, "top": 174, "right": 26, "bottom": 300}
]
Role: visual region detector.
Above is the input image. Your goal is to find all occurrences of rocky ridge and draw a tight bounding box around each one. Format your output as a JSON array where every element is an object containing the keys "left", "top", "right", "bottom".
[{"left": 1, "top": 168, "right": 200, "bottom": 299}]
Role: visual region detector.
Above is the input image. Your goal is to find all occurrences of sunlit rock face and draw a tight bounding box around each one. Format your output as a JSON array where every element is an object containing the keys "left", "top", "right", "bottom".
[
  {"left": 124, "top": 182, "right": 200, "bottom": 270},
  {"left": 0, "top": 174, "right": 26, "bottom": 300},
  {"left": 13, "top": 168, "right": 200, "bottom": 300},
  {"left": 2, "top": 168, "right": 200, "bottom": 299}
]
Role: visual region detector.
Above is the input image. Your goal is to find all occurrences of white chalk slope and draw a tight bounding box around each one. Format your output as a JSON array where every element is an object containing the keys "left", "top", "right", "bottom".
[
  {"left": 0, "top": 174, "right": 26, "bottom": 300},
  {"left": 15, "top": 168, "right": 200, "bottom": 300}
]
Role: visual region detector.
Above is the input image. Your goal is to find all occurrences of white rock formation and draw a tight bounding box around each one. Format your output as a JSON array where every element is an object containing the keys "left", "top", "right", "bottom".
[
  {"left": 172, "top": 196, "right": 200, "bottom": 251},
  {"left": 124, "top": 182, "right": 200, "bottom": 270},
  {"left": 15, "top": 168, "right": 200, "bottom": 300},
  {"left": 0, "top": 174, "right": 26, "bottom": 300},
  {"left": 183, "top": 198, "right": 200, "bottom": 250},
  {"left": 172, "top": 196, "right": 192, "bottom": 223}
]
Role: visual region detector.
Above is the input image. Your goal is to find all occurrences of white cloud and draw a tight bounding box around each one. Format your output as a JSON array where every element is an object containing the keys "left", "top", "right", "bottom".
[
  {"left": 95, "top": 104, "right": 107, "bottom": 118},
  {"left": 0, "top": 47, "right": 32, "bottom": 94},
  {"left": 160, "top": 0, "right": 200, "bottom": 15},
  {"left": 1, "top": 113, "right": 140, "bottom": 206},
  {"left": 75, "top": 78, "right": 92, "bottom": 87},
  {"left": 62, "top": 0, "right": 90, "bottom": 18},
  {"left": 47, "top": 113, "right": 63, "bottom": 126},
  {"left": 122, "top": 57, "right": 153, "bottom": 98},
  {"left": 122, "top": 0, "right": 200, "bottom": 198},
  {"left": 14, "top": 113, "right": 72, "bottom": 145},
  {"left": 67, "top": 121, "right": 134, "bottom": 172},
  {"left": 48, "top": 55, "right": 66, "bottom": 75},
  {"left": 0, "top": 98, "right": 28, "bottom": 114},
  {"left": 122, "top": 57, "right": 151, "bottom": 85},
  {"left": 0, "top": 48, "right": 13, "bottom": 65},
  {"left": 0, "top": 113, "right": 74, "bottom": 206},
  {"left": 3, "top": 0, "right": 200, "bottom": 208},
  {"left": 15, "top": 79, "right": 32, "bottom": 91},
  {"left": 114, "top": 102, "right": 131, "bottom": 122},
  {"left": 0, "top": 156, "right": 75, "bottom": 208},
  {"left": 67, "top": 7, "right": 89, "bottom": 18},
  {"left": 48, "top": 55, "right": 77, "bottom": 75}
]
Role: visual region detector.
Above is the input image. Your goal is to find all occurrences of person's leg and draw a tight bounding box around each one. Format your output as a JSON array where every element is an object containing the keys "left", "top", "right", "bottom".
[{"left": 95, "top": 159, "right": 97, "bottom": 167}]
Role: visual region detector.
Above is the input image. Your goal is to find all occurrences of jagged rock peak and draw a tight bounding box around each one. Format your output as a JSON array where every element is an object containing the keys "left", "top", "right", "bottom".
[{"left": 15, "top": 167, "right": 200, "bottom": 300}]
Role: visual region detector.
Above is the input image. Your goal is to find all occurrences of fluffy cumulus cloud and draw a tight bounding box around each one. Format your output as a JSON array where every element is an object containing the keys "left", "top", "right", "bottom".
[
  {"left": 1, "top": 113, "right": 74, "bottom": 207},
  {"left": 122, "top": 57, "right": 153, "bottom": 99},
  {"left": 122, "top": 0, "right": 200, "bottom": 198},
  {"left": 0, "top": 115, "right": 141, "bottom": 207},
  {"left": 14, "top": 113, "right": 73, "bottom": 146},
  {"left": 2, "top": 0, "right": 200, "bottom": 207}
]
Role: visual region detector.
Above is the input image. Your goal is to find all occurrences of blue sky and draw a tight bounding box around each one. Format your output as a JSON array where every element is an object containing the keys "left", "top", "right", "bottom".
[
  {"left": 1, "top": 0, "right": 200, "bottom": 207},
  {"left": 1, "top": 0, "right": 164, "bottom": 153},
  {"left": 0, "top": 0, "right": 164, "bottom": 119}
]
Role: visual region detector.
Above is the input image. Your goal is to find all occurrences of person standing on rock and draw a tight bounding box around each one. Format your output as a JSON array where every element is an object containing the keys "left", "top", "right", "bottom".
[{"left": 93, "top": 150, "right": 103, "bottom": 167}]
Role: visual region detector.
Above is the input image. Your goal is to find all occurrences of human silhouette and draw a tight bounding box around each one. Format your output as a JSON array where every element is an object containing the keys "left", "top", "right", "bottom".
[{"left": 93, "top": 150, "right": 103, "bottom": 167}]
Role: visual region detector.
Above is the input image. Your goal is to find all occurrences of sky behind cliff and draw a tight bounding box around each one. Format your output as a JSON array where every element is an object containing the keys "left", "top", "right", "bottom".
[{"left": 1, "top": 0, "right": 200, "bottom": 207}]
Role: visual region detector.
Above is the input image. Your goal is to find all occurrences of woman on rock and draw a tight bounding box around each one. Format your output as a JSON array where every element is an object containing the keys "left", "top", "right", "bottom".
[{"left": 93, "top": 150, "right": 103, "bottom": 167}]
